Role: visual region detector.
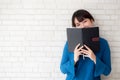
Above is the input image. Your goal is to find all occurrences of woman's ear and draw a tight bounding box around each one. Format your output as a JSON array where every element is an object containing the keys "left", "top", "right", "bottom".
[
  {"left": 90, "top": 19, "right": 94, "bottom": 23},
  {"left": 90, "top": 19, "right": 95, "bottom": 26}
]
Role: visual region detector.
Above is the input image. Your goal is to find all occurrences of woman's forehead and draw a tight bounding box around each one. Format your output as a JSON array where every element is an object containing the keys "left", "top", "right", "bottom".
[{"left": 75, "top": 18, "right": 89, "bottom": 22}]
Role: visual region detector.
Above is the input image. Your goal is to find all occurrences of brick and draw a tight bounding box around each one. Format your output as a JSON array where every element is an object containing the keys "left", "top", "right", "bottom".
[{"left": 0, "top": 0, "right": 119, "bottom": 80}]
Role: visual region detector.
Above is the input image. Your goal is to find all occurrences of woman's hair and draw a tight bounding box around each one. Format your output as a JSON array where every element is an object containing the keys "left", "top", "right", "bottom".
[{"left": 72, "top": 9, "right": 95, "bottom": 27}]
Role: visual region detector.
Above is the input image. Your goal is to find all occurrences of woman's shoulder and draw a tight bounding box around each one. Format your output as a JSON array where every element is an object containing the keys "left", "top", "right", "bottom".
[
  {"left": 63, "top": 41, "right": 69, "bottom": 51},
  {"left": 100, "top": 37, "right": 108, "bottom": 43},
  {"left": 100, "top": 37, "right": 109, "bottom": 48},
  {"left": 64, "top": 41, "right": 68, "bottom": 47}
]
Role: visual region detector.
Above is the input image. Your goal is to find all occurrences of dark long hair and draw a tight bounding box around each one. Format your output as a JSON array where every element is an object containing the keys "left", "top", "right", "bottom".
[{"left": 72, "top": 9, "right": 95, "bottom": 27}]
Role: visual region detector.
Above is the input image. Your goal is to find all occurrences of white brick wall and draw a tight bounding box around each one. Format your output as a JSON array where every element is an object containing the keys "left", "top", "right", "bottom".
[{"left": 0, "top": 0, "right": 119, "bottom": 80}]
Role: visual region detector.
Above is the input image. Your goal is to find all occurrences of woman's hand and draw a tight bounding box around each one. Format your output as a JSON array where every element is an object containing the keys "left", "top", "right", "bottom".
[
  {"left": 80, "top": 45, "right": 96, "bottom": 64},
  {"left": 74, "top": 43, "right": 83, "bottom": 64}
]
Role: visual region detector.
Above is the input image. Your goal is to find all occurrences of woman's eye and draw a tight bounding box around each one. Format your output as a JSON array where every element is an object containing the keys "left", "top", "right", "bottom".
[
  {"left": 76, "top": 24, "right": 80, "bottom": 27},
  {"left": 83, "top": 21, "right": 87, "bottom": 23}
]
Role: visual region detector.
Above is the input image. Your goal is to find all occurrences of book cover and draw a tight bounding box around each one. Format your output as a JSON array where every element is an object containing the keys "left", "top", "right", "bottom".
[{"left": 67, "top": 27, "right": 100, "bottom": 53}]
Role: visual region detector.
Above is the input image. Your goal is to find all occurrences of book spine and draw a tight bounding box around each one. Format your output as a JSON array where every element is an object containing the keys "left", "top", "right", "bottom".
[{"left": 81, "top": 29, "right": 83, "bottom": 46}]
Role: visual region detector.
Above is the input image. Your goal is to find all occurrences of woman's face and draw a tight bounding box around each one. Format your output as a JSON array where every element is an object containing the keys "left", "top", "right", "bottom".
[{"left": 74, "top": 17, "right": 94, "bottom": 28}]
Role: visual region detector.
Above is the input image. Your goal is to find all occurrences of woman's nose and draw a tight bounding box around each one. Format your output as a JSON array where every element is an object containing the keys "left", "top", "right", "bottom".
[{"left": 80, "top": 23, "right": 84, "bottom": 28}]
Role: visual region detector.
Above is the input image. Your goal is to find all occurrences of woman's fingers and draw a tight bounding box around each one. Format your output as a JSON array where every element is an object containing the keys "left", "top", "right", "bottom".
[
  {"left": 75, "top": 43, "right": 81, "bottom": 50},
  {"left": 75, "top": 44, "right": 94, "bottom": 56},
  {"left": 84, "top": 45, "right": 91, "bottom": 51},
  {"left": 80, "top": 49, "right": 89, "bottom": 55},
  {"left": 77, "top": 46, "right": 84, "bottom": 51}
]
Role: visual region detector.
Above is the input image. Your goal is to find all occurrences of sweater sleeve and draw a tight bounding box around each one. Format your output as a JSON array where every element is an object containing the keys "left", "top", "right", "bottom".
[
  {"left": 60, "top": 42, "right": 75, "bottom": 76},
  {"left": 94, "top": 39, "right": 111, "bottom": 77}
]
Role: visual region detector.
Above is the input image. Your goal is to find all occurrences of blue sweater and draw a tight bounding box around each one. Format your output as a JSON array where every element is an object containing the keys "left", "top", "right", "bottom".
[{"left": 60, "top": 38, "right": 111, "bottom": 80}]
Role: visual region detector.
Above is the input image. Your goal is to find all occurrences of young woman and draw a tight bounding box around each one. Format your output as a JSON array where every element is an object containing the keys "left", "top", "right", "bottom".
[{"left": 60, "top": 9, "right": 111, "bottom": 80}]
